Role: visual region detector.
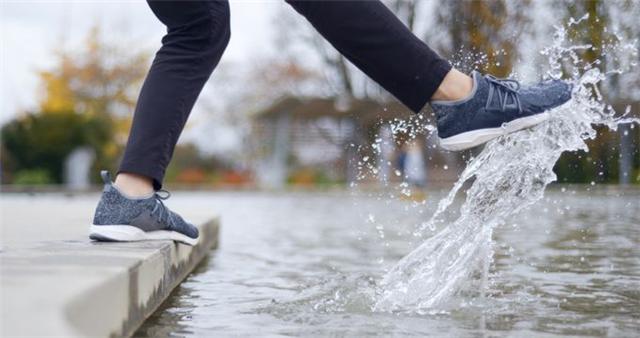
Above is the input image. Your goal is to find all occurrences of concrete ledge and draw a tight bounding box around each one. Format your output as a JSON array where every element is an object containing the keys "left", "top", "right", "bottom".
[{"left": 1, "top": 218, "right": 219, "bottom": 337}]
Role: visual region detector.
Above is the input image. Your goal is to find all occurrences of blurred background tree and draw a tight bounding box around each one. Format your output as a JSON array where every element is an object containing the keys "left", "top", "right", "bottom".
[
  {"left": 553, "top": 0, "right": 640, "bottom": 183},
  {"left": 1, "top": 25, "right": 149, "bottom": 184},
  {"left": 37, "top": 26, "right": 148, "bottom": 138},
  {"left": 1, "top": 111, "right": 111, "bottom": 184},
  {"left": 431, "top": 0, "right": 531, "bottom": 77}
]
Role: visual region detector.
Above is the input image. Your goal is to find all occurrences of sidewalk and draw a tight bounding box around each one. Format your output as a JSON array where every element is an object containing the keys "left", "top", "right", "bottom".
[{"left": 0, "top": 193, "right": 219, "bottom": 337}]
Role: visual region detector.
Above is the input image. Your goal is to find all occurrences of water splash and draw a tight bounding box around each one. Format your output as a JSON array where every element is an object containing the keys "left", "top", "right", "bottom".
[{"left": 373, "top": 23, "right": 639, "bottom": 312}]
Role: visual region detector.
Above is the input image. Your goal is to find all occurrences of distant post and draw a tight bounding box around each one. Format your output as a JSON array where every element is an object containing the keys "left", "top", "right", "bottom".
[
  {"left": 64, "top": 146, "right": 95, "bottom": 190},
  {"left": 619, "top": 124, "right": 632, "bottom": 185}
]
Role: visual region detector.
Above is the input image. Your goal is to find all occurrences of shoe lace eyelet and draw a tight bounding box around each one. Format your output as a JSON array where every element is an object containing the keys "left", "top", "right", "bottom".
[
  {"left": 485, "top": 75, "right": 523, "bottom": 114},
  {"left": 150, "top": 189, "right": 173, "bottom": 225}
]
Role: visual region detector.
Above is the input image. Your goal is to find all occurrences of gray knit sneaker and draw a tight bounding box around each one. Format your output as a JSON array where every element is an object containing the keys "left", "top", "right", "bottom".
[
  {"left": 432, "top": 71, "right": 573, "bottom": 151},
  {"left": 89, "top": 170, "right": 199, "bottom": 246}
]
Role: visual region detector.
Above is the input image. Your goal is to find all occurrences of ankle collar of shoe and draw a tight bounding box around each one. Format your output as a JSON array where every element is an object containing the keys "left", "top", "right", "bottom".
[
  {"left": 430, "top": 71, "right": 481, "bottom": 107},
  {"left": 109, "top": 182, "right": 156, "bottom": 200}
]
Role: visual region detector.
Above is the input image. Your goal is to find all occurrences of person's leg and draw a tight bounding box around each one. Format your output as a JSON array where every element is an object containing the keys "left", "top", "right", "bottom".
[
  {"left": 117, "top": 0, "right": 231, "bottom": 194},
  {"left": 90, "top": 1, "right": 230, "bottom": 245},
  {"left": 286, "top": 0, "right": 572, "bottom": 151},
  {"left": 285, "top": 0, "right": 469, "bottom": 113}
]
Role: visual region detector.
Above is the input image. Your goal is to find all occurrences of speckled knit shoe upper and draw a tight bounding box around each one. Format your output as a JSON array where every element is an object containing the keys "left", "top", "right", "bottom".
[
  {"left": 92, "top": 171, "right": 199, "bottom": 239},
  {"left": 432, "top": 71, "right": 573, "bottom": 139}
]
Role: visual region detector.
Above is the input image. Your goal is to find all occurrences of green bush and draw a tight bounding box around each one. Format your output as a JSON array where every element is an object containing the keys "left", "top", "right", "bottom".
[
  {"left": 12, "top": 169, "right": 53, "bottom": 185},
  {"left": 1, "top": 111, "right": 113, "bottom": 184}
]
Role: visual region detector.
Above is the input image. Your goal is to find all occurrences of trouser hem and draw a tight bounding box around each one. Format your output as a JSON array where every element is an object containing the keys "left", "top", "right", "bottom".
[{"left": 415, "top": 59, "right": 452, "bottom": 113}]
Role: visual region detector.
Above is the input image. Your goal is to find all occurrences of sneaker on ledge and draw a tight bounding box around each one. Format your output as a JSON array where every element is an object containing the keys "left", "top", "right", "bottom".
[
  {"left": 89, "top": 170, "right": 199, "bottom": 246},
  {"left": 431, "top": 71, "right": 573, "bottom": 151}
]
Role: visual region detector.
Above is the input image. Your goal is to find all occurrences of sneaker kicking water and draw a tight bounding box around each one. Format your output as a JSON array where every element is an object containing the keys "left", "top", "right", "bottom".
[
  {"left": 89, "top": 170, "right": 199, "bottom": 246},
  {"left": 432, "top": 71, "right": 573, "bottom": 151}
]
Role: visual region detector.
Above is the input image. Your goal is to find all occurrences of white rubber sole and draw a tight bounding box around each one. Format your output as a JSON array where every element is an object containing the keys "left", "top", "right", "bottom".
[
  {"left": 89, "top": 225, "right": 198, "bottom": 246},
  {"left": 438, "top": 112, "right": 550, "bottom": 151}
]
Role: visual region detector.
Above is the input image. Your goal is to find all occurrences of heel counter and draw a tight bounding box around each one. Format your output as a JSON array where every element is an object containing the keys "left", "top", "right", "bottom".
[
  {"left": 92, "top": 184, "right": 115, "bottom": 225},
  {"left": 92, "top": 193, "right": 107, "bottom": 225},
  {"left": 433, "top": 105, "right": 457, "bottom": 139}
]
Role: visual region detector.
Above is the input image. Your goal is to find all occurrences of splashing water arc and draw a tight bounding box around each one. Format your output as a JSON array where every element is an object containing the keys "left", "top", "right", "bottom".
[{"left": 373, "top": 22, "right": 639, "bottom": 312}]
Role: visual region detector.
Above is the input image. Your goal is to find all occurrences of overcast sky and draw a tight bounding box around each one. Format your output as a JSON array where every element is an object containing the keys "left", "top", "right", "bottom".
[{"left": 1, "top": 0, "right": 288, "bottom": 125}]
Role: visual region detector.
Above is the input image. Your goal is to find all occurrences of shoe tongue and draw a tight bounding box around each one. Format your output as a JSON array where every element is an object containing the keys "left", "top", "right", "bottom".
[
  {"left": 473, "top": 71, "right": 492, "bottom": 97},
  {"left": 100, "top": 170, "right": 112, "bottom": 185},
  {"left": 472, "top": 70, "right": 484, "bottom": 84},
  {"left": 464, "top": 71, "right": 482, "bottom": 99}
]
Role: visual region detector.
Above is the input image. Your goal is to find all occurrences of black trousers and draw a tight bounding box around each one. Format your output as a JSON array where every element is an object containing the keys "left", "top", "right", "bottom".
[{"left": 119, "top": 0, "right": 451, "bottom": 190}]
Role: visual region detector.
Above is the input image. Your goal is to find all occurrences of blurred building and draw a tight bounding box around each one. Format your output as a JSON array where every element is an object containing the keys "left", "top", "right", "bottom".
[
  {"left": 613, "top": 101, "right": 640, "bottom": 185},
  {"left": 250, "top": 96, "right": 462, "bottom": 188}
]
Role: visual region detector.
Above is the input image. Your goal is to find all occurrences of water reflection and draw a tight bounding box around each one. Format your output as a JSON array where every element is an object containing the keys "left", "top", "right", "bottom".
[{"left": 137, "top": 188, "right": 640, "bottom": 337}]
